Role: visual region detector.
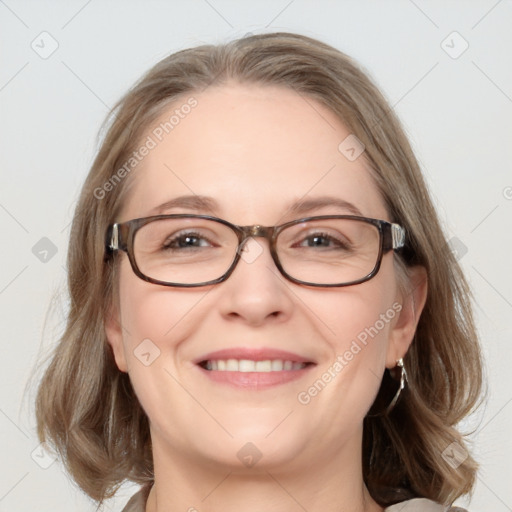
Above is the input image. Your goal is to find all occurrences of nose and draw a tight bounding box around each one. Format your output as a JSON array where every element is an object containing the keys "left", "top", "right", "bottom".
[{"left": 215, "top": 237, "right": 294, "bottom": 327}]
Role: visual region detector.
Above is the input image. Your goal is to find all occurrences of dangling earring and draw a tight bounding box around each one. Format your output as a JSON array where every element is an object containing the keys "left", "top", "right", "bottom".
[
  {"left": 366, "top": 358, "right": 408, "bottom": 418},
  {"left": 385, "top": 358, "right": 407, "bottom": 415}
]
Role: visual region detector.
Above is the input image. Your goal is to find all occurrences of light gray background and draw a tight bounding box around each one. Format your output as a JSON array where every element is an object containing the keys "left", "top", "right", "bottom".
[{"left": 1, "top": 1, "right": 511, "bottom": 511}]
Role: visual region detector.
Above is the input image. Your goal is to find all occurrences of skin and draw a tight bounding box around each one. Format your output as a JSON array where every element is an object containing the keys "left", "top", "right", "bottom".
[{"left": 106, "top": 83, "right": 427, "bottom": 512}]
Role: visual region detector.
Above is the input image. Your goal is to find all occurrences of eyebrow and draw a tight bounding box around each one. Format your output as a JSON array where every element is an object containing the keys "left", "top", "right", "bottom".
[
  {"left": 148, "top": 195, "right": 364, "bottom": 218},
  {"left": 286, "top": 197, "right": 363, "bottom": 217},
  {"left": 149, "top": 195, "right": 219, "bottom": 215}
]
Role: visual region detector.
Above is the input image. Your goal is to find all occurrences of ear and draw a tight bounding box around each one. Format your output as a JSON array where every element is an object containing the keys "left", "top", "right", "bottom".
[
  {"left": 386, "top": 265, "right": 428, "bottom": 368},
  {"left": 105, "top": 300, "right": 128, "bottom": 373}
]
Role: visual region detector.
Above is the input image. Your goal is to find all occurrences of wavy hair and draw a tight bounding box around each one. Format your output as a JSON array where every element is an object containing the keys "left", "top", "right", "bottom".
[{"left": 35, "top": 32, "right": 483, "bottom": 506}]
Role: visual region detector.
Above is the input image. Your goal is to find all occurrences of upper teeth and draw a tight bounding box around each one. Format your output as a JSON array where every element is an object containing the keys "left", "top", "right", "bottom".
[{"left": 204, "top": 359, "right": 306, "bottom": 372}]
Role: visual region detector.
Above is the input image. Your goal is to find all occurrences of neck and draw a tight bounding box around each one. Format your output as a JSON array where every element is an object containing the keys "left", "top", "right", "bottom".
[{"left": 145, "top": 430, "right": 384, "bottom": 512}]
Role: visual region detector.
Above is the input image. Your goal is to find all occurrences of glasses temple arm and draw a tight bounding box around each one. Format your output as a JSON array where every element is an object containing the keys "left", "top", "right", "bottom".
[
  {"left": 390, "top": 223, "right": 405, "bottom": 250},
  {"left": 107, "top": 223, "right": 120, "bottom": 251}
]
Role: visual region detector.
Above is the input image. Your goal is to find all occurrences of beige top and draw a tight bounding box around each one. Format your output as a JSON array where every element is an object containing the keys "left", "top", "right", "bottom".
[{"left": 121, "top": 487, "right": 468, "bottom": 512}]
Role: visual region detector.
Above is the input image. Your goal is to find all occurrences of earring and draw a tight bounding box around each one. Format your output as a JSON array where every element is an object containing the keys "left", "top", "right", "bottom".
[
  {"left": 366, "top": 358, "right": 409, "bottom": 418},
  {"left": 385, "top": 358, "right": 407, "bottom": 415}
]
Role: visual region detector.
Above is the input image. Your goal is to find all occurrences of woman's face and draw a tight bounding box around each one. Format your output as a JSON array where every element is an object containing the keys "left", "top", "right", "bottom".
[{"left": 107, "top": 83, "right": 417, "bottom": 472}]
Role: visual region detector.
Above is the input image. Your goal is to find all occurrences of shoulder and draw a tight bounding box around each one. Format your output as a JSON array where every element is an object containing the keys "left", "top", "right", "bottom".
[
  {"left": 121, "top": 485, "right": 151, "bottom": 512},
  {"left": 384, "top": 498, "right": 468, "bottom": 511}
]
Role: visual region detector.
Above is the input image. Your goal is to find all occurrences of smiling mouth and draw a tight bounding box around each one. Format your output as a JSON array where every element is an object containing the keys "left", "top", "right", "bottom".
[{"left": 199, "top": 359, "right": 313, "bottom": 372}]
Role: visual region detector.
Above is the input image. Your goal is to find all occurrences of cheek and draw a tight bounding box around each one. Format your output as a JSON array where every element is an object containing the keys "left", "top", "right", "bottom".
[
  {"left": 307, "top": 265, "right": 398, "bottom": 354},
  {"left": 295, "top": 262, "right": 400, "bottom": 415},
  {"left": 115, "top": 265, "right": 202, "bottom": 427},
  {"left": 115, "top": 260, "right": 196, "bottom": 395},
  {"left": 117, "top": 257, "right": 202, "bottom": 349}
]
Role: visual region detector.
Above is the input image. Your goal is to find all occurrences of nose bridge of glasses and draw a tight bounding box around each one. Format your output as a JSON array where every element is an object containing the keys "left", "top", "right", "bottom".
[
  {"left": 239, "top": 224, "right": 275, "bottom": 243},
  {"left": 235, "top": 225, "right": 278, "bottom": 266}
]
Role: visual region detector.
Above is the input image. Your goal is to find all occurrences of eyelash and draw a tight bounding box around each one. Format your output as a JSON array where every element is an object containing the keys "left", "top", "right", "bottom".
[
  {"left": 162, "top": 231, "right": 215, "bottom": 250},
  {"left": 294, "top": 232, "right": 351, "bottom": 249}
]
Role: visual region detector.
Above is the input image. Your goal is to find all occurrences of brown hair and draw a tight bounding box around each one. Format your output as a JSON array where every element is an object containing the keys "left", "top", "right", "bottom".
[{"left": 35, "top": 32, "right": 483, "bottom": 506}]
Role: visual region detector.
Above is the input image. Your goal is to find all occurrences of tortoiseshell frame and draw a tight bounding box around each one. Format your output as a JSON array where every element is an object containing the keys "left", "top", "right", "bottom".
[{"left": 105, "top": 214, "right": 405, "bottom": 288}]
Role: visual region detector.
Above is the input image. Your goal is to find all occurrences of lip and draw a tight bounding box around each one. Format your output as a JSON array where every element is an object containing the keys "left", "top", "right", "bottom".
[{"left": 194, "top": 347, "right": 316, "bottom": 390}]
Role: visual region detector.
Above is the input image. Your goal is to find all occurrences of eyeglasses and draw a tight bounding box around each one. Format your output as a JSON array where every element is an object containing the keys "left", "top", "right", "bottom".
[{"left": 106, "top": 214, "right": 405, "bottom": 288}]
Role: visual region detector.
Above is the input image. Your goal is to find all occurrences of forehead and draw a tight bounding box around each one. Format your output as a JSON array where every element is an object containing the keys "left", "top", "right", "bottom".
[{"left": 120, "top": 83, "right": 388, "bottom": 223}]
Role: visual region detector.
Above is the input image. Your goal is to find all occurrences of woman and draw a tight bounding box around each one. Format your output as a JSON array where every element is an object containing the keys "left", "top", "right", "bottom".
[{"left": 35, "top": 32, "right": 483, "bottom": 512}]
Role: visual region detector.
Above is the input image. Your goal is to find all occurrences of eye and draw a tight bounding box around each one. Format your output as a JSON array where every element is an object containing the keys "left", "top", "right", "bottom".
[
  {"left": 296, "top": 232, "right": 351, "bottom": 250},
  {"left": 301, "top": 233, "right": 334, "bottom": 248},
  {"left": 163, "top": 231, "right": 214, "bottom": 250}
]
